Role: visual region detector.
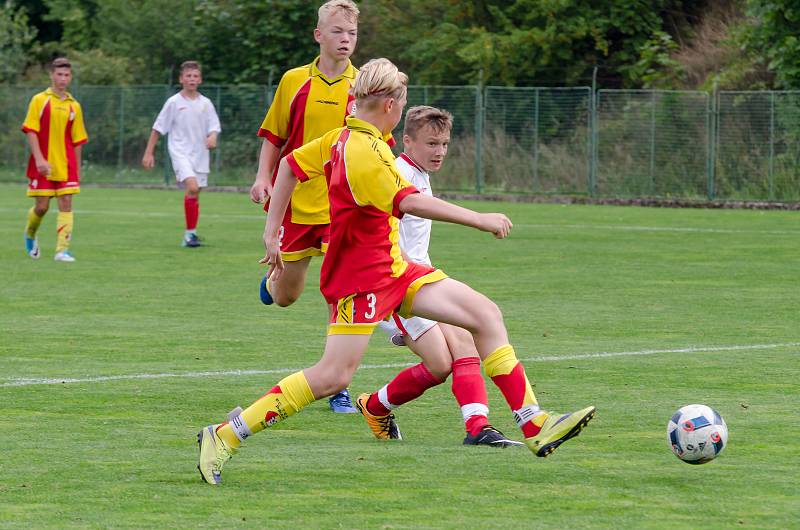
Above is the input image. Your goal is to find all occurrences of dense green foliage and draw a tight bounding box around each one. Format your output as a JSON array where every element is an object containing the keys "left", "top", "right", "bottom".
[
  {"left": 1, "top": 186, "right": 799, "bottom": 527},
  {"left": 3, "top": 0, "right": 800, "bottom": 88}
]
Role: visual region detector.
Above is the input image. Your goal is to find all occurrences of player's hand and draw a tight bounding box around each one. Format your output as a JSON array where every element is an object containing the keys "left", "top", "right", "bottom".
[
  {"left": 36, "top": 159, "right": 51, "bottom": 176},
  {"left": 479, "top": 213, "right": 513, "bottom": 239},
  {"left": 250, "top": 178, "right": 273, "bottom": 204},
  {"left": 206, "top": 136, "right": 217, "bottom": 150},
  {"left": 142, "top": 153, "right": 155, "bottom": 170},
  {"left": 259, "top": 238, "right": 284, "bottom": 281}
]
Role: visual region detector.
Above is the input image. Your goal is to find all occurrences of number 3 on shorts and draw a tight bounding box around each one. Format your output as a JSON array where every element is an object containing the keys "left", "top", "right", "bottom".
[{"left": 364, "top": 293, "right": 376, "bottom": 319}]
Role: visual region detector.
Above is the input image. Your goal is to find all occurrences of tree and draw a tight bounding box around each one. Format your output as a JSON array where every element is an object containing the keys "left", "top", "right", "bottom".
[{"left": 0, "top": 1, "right": 38, "bottom": 83}]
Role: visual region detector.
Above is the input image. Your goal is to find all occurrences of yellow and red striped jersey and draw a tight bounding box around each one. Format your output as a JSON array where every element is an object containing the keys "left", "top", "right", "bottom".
[
  {"left": 21, "top": 88, "right": 88, "bottom": 182},
  {"left": 258, "top": 57, "right": 357, "bottom": 225},
  {"left": 286, "top": 117, "right": 419, "bottom": 303}
]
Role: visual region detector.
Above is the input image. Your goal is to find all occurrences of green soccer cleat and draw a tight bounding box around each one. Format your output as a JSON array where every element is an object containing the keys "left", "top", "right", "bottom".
[
  {"left": 197, "top": 424, "right": 236, "bottom": 485},
  {"left": 525, "top": 406, "right": 596, "bottom": 457}
]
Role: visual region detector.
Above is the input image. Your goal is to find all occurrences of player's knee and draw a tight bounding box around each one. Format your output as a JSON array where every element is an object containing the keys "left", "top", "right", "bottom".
[
  {"left": 273, "top": 292, "right": 298, "bottom": 307},
  {"left": 426, "top": 357, "right": 452, "bottom": 381},
  {"left": 34, "top": 205, "right": 49, "bottom": 216}
]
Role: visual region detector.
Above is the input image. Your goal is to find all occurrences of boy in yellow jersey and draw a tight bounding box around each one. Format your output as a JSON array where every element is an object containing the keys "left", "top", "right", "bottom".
[
  {"left": 197, "top": 59, "right": 595, "bottom": 485},
  {"left": 251, "top": 0, "right": 363, "bottom": 413},
  {"left": 22, "top": 57, "right": 89, "bottom": 262}
]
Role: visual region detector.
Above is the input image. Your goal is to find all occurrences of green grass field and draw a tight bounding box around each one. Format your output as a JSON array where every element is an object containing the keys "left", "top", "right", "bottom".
[{"left": 1, "top": 184, "right": 798, "bottom": 529}]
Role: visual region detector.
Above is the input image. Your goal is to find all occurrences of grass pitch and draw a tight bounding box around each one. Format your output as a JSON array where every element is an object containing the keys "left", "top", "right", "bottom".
[{"left": 1, "top": 184, "right": 798, "bottom": 529}]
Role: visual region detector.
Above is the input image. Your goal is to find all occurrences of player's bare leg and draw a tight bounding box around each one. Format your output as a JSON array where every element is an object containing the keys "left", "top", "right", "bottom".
[
  {"left": 198, "top": 334, "right": 369, "bottom": 485},
  {"left": 410, "top": 278, "right": 595, "bottom": 457},
  {"left": 263, "top": 257, "right": 311, "bottom": 307}
]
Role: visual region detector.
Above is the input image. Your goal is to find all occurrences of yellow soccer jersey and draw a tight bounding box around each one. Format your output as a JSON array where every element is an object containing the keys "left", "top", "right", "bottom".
[
  {"left": 22, "top": 88, "right": 88, "bottom": 182},
  {"left": 258, "top": 57, "right": 357, "bottom": 225},
  {"left": 287, "top": 117, "right": 420, "bottom": 302}
]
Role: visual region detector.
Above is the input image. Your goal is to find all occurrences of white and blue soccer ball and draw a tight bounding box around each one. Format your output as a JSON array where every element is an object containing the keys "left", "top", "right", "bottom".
[{"left": 666, "top": 404, "right": 728, "bottom": 464}]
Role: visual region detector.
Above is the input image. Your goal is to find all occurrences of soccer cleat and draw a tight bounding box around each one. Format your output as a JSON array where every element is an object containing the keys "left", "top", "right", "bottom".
[
  {"left": 328, "top": 388, "right": 358, "bottom": 414},
  {"left": 53, "top": 250, "right": 75, "bottom": 262},
  {"left": 182, "top": 233, "right": 202, "bottom": 248},
  {"left": 259, "top": 275, "right": 274, "bottom": 305},
  {"left": 25, "top": 236, "right": 40, "bottom": 259},
  {"left": 525, "top": 406, "right": 596, "bottom": 457},
  {"left": 355, "top": 393, "right": 402, "bottom": 440},
  {"left": 463, "top": 425, "right": 525, "bottom": 447},
  {"left": 197, "top": 424, "right": 236, "bottom": 485}
]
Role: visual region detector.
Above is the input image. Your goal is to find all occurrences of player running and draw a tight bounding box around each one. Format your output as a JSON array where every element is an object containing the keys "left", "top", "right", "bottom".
[
  {"left": 250, "top": 0, "right": 365, "bottom": 413},
  {"left": 196, "top": 58, "right": 595, "bottom": 485},
  {"left": 356, "top": 105, "right": 522, "bottom": 447}
]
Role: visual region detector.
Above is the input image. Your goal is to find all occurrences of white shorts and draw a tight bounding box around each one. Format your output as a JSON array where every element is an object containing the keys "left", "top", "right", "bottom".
[
  {"left": 379, "top": 313, "right": 437, "bottom": 344},
  {"left": 171, "top": 156, "right": 208, "bottom": 187}
]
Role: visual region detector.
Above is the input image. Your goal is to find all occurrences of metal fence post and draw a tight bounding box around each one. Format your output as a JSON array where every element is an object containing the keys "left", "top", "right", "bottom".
[
  {"left": 474, "top": 70, "right": 484, "bottom": 194},
  {"left": 649, "top": 90, "right": 656, "bottom": 194},
  {"left": 589, "top": 66, "right": 598, "bottom": 196},
  {"left": 533, "top": 88, "right": 540, "bottom": 191},
  {"left": 215, "top": 85, "right": 222, "bottom": 176},
  {"left": 769, "top": 91, "right": 775, "bottom": 200},
  {"left": 707, "top": 81, "right": 718, "bottom": 200},
  {"left": 117, "top": 87, "right": 125, "bottom": 175}
]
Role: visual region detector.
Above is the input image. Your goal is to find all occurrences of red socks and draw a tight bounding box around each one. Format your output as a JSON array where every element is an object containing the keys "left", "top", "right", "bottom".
[
  {"left": 184, "top": 195, "right": 199, "bottom": 230},
  {"left": 367, "top": 363, "right": 442, "bottom": 416},
  {"left": 451, "top": 357, "right": 490, "bottom": 435}
]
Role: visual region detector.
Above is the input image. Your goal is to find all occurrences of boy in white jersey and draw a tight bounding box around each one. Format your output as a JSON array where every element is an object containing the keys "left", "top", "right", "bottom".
[
  {"left": 142, "top": 61, "right": 221, "bottom": 247},
  {"left": 357, "top": 106, "right": 523, "bottom": 447}
]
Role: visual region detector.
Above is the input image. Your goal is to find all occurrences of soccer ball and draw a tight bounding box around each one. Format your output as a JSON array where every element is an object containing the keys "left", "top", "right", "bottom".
[{"left": 666, "top": 404, "right": 728, "bottom": 464}]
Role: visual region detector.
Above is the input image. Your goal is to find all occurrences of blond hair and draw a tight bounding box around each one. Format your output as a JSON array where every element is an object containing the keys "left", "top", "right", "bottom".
[
  {"left": 180, "top": 61, "right": 202, "bottom": 74},
  {"left": 404, "top": 106, "right": 453, "bottom": 139},
  {"left": 318, "top": 0, "right": 359, "bottom": 26},
  {"left": 50, "top": 57, "right": 71, "bottom": 71},
  {"left": 352, "top": 58, "right": 407, "bottom": 111}
]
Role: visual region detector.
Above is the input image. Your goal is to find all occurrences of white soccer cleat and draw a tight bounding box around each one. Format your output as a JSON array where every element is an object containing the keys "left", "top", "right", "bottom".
[
  {"left": 54, "top": 250, "right": 76, "bottom": 262},
  {"left": 25, "top": 236, "right": 40, "bottom": 259}
]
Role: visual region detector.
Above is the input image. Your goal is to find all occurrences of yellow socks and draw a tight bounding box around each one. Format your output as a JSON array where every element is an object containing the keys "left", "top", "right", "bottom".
[
  {"left": 217, "top": 371, "right": 316, "bottom": 448},
  {"left": 56, "top": 211, "right": 73, "bottom": 253},
  {"left": 25, "top": 208, "right": 44, "bottom": 239}
]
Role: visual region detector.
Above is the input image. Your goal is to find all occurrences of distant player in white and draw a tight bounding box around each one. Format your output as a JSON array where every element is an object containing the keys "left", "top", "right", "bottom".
[
  {"left": 142, "top": 60, "right": 221, "bottom": 247},
  {"left": 363, "top": 106, "right": 523, "bottom": 447}
]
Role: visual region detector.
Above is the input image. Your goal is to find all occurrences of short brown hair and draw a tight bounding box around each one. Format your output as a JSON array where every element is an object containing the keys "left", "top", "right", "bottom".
[
  {"left": 49, "top": 57, "right": 71, "bottom": 71},
  {"left": 180, "top": 61, "right": 202, "bottom": 74},
  {"left": 403, "top": 106, "right": 453, "bottom": 139}
]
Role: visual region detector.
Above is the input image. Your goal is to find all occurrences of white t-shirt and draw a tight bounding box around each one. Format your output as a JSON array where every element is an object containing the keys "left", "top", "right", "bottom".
[
  {"left": 395, "top": 153, "right": 433, "bottom": 266},
  {"left": 152, "top": 92, "right": 221, "bottom": 174}
]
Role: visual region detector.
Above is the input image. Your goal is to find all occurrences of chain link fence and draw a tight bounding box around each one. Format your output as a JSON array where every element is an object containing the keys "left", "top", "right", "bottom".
[{"left": 2, "top": 84, "right": 799, "bottom": 201}]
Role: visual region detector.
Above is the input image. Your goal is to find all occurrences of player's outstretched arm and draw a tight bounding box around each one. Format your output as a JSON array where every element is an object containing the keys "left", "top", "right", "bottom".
[
  {"left": 259, "top": 157, "right": 298, "bottom": 280},
  {"left": 141, "top": 130, "right": 161, "bottom": 169},
  {"left": 250, "top": 139, "right": 280, "bottom": 203},
  {"left": 398, "top": 193, "right": 512, "bottom": 239}
]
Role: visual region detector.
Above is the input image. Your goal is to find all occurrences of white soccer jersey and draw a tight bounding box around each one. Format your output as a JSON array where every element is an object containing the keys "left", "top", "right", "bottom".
[
  {"left": 395, "top": 153, "right": 433, "bottom": 265},
  {"left": 152, "top": 92, "right": 221, "bottom": 175}
]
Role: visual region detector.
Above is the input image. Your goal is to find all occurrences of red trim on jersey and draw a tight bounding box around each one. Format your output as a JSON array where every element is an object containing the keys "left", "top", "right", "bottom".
[
  {"left": 286, "top": 153, "right": 308, "bottom": 182},
  {"left": 284, "top": 79, "right": 312, "bottom": 152},
  {"left": 399, "top": 153, "right": 422, "bottom": 172},
  {"left": 26, "top": 100, "right": 51, "bottom": 179},
  {"left": 392, "top": 186, "right": 419, "bottom": 218},
  {"left": 64, "top": 105, "right": 77, "bottom": 179},
  {"left": 259, "top": 129, "right": 286, "bottom": 148},
  {"left": 73, "top": 138, "right": 87, "bottom": 147},
  {"left": 386, "top": 135, "right": 397, "bottom": 148}
]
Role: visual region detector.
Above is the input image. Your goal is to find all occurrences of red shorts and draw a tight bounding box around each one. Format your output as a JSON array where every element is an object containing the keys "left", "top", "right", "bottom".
[
  {"left": 278, "top": 222, "right": 329, "bottom": 262},
  {"left": 27, "top": 174, "right": 80, "bottom": 197},
  {"left": 327, "top": 264, "right": 448, "bottom": 336}
]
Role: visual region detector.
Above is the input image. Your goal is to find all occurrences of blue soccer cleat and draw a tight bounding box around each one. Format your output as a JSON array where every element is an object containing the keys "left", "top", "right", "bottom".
[
  {"left": 182, "top": 233, "right": 202, "bottom": 248},
  {"left": 25, "top": 236, "right": 40, "bottom": 259},
  {"left": 328, "top": 388, "right": 358, "bottom": 414},
  {"left": 259, "top": 275, "right": 273, "bottom": 305}
]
